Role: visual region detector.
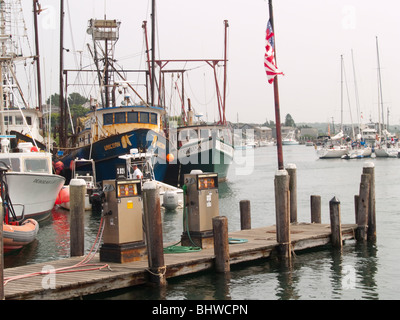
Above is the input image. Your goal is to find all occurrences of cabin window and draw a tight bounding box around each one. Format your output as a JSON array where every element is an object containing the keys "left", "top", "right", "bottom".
[
  {"left": 4, "top": 116, "right": 12, "bottom": 125},
  {"left": 24, "top": 158, "right": 49, "bottom": 173},
  {"left": 150, "top": 113, "right": 157, "bottom": 125},
  {"left": 15, "top": 116, "right": 24, "bottom": 125},
  {"left": 1, "top": 158, "right": 20, "bottom": 172},
  {"left": 115, "top": 112, "right": 126, "bottom": 124},
  {"left": 103, "top": 113, "right": 113, "bottom": 125},
  {"left": 127, "top": 111, "right": 138, "bottom": 123},
  {"left": 140, "top": 112, "right": 149, "bottom": 123},
  {"left": 26, "top": 117, "right": 32, "bottom": 125}
]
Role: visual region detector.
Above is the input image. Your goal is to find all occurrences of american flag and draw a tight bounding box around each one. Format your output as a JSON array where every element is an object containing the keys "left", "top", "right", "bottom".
[{"left": 264, "top": 20, "right": 283, "bottom": 84}]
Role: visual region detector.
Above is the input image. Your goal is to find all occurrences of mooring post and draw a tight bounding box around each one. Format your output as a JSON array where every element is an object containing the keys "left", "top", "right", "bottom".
[
  {"left": 329, "top": 196, "right": 342, "bottom": 249},
  {"left": 286, "top": 163, "right": 297, "bottom": 223},
  {"left": 239, "top": 200, "right": 251, "bottom": 230},
  {"left": 354, "top": 195, "right": 359, "bottom": 225},
  {"left": 274, "top": 170, "right": 291, "bottom": 260},
  {"left": 213, "top": 216, "right": 230, "bottom": 273},
  {"left": 0, "top": 198, "right": 4, "bottom": 300},
  {"left": 70, "top": 179, "right": 86, "bottom": 257},
  {"left": 310, "top": 195, "right": 321, "bottom": 223},
  {"left": 143, "top": 181, "right": 166, "bottom": 286},
  {"left": 362, "top": 162, "right": 376, "bottom": 241},
  {"left": 356, "top": 173, "right": 370, "bottom": 241}
]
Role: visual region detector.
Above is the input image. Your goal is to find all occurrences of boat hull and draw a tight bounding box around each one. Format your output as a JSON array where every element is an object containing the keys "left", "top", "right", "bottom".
[
  {"left": 316, "top": 146, "right": 348, "bottom": 159},
  {"left": 60, "top": 128, "right": 169, "bottom": 184},
  {"left": 3, "top": 219, "right": 39, "bottom": 253},
  {"left": 165, "top": 135, "right": 233, "bottom": 186},
  {"left": 374, "top": 147, "right": 399, "bottom": 158},
  {"left": 5, "top": 172, "right": 65, "bottom": 221}
]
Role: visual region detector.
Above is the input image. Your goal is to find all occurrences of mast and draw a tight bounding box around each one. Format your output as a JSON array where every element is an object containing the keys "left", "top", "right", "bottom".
[
  {"left": 59, "top": 0, "right": 65, "bottom": 148},
  {"left": 340, "top": 55, "right": 343, "bottom": 132},
  {"left": 222, "top": 20, "right": 228, "bottom": 125},
  {"left": 151, "top": 0, "right": 155, "bottom": 106},
  {"left": 376, "top": 36, "right": 384, "bottom": 134},
  {"left": 0, "top": 0, "right": 5, "bottom": 136},
  {"left": 351, "top": 49, "right": 361, "bottom": 136},
  {"left": 33, "top": 0, "right": 42, "bottom": 112},
  {"left": 268, "top": 0, "right": 284, "bottom": 170}
]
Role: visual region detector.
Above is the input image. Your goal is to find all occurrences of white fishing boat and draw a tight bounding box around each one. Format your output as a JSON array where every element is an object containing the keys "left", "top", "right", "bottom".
[
  {"left": 0, "top": 140, "right": 65, "bottom": 221},
  {"left": 0, "top": 1, "right": 65, "bottom": 222}
]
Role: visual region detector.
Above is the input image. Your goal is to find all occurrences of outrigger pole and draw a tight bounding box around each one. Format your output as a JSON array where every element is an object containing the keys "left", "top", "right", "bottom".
[{"left": 268, "top": 0, "right": 284, "bottom": 170}]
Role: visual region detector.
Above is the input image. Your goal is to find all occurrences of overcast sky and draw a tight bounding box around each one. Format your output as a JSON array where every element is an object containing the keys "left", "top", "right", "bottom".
[{"left": 20, "top": 0, "right": 400, "bottom": 126}]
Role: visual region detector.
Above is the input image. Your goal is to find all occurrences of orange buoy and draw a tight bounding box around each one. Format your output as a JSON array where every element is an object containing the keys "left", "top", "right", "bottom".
[
  {"left": 55, "top": 186, "right": 70, "bottom": 205},
  {"left": 166, "top": 153, "right": 175, "bottom": 162}
]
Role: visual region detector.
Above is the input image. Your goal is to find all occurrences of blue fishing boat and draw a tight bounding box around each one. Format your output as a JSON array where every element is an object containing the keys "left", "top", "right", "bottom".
[
  {"left": 58, "top": 105, "right": 169, "bottom": 183},
  {"left": 55, "top": 17, "right": 172, "bottom": 184}
]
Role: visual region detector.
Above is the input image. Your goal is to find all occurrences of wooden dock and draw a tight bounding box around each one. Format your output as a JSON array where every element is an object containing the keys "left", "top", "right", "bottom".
[{"left": 3, "top": 223, "right": 357, "bottom": 300}]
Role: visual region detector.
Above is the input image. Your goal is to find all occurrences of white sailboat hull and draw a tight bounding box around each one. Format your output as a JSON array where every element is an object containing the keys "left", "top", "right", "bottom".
[{"left": 317, "top": 146, "right": 348, "bottom": 159}]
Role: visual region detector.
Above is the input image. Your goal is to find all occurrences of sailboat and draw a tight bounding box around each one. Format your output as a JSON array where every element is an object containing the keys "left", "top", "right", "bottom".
[
  {"left": 342, "top": 50, "right": 372, "bottom": 159},
  {"left": 373, "top": 37, "right": 399, "bottom": 158},
  {"left": 316, "top": 56, "right": 349, "bottom": 159},
  {"left": 56, "top": 7, "right": 172, "bottom": 184},
  {"left": 0, "top": 0, "right": 65, "bottom": 222}
]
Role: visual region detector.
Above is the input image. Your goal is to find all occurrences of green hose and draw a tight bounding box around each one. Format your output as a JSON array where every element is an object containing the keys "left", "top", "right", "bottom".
[
  {"left": 163, "top": 184, "right": 202, "bottom": 254},
  {"left": 163, "top": 185, "right": 248, "bottom": 253}
]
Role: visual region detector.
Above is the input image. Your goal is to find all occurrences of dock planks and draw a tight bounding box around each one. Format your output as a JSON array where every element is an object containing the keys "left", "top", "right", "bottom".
[{"left": 3, "top": 223, "right": 356, "bottom": 300}]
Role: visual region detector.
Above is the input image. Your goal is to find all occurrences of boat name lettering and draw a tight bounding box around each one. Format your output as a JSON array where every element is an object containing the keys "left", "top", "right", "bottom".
[
  {"left": 104, "top": 142, "right": 121, "bottom": 151},
  {"left": 33, "top": 178, "right": 56, "bottom": 184}
]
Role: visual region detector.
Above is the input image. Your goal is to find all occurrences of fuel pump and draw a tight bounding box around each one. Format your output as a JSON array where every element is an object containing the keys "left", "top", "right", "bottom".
[
  {"left": 181, "top": 171, "right": 219, "bottom": 249},
  {"left": 99, "top": 178, "right": 146, "bottom": 263}
]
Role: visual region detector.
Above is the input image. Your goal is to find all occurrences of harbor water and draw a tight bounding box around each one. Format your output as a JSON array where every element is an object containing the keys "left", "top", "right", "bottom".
[{"left": 4, "top": 145, "right": 400, "bottom": 300}]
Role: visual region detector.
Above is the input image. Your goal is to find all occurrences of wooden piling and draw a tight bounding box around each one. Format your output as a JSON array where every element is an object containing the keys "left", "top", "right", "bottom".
[
  {"left": 356, "top": 173, "right": 370, "bottom": 241},
  {"left": 329, "top": 196, "right": 342, "bottom": 249},
  {"left": 0, "top": 198, "right": 4, "bottom": 300},
  {"left": 363, "top": 162, "right": 376, "bottom": 241},
  {"left": 310, "top": 195, "right": 321, "bottom": 223},
  {"left": 274, "top": 170, "right": 291, "bottom": 260},
  {"left": 69, "top": 179, "right": 86, "bottom": 257},
  {"left": 286, "top": 164, "right": 297, "bottom": 223},
  {"left": 354, "top": 195, "right": 359, "bottom": 224},
  {"left": 213, "top": 216, "right": 230, "bottom": 273},
  {"left": 143, "top": 181, "right": 166, "bottom": 286},
  {"left": 239, "top": 200, "right": 251, "bottom": 230}
]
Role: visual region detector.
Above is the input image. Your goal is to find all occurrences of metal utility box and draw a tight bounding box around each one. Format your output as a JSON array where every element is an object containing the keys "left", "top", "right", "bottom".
[
  {"left": 183, "top": 172, "right": 219, "bottom": 233},
  {"left": 102, "top": 179, "right": 143, "bottom": 244}
]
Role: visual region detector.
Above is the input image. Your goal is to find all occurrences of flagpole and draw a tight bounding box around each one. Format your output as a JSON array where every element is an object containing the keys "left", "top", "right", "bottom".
[{"left": 268, "top": 0, "right": 284, "bottom": 170}]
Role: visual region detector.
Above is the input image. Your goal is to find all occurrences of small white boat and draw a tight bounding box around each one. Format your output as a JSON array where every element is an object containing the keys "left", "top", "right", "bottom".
[
  {"left": 282, "top": 131, "right": 299, "bottom": 145},
  {"left": 58, "top": 159, "right": 102, "bottom": 211},
  {"left": 119, "top": 149, "right": 183, "bottom": 210},
  {"left": 342, "top": 146, "right": 372, "bottom": 159},
  {"left": 0, "top": 140, "right": 65, "bottom": 221}
]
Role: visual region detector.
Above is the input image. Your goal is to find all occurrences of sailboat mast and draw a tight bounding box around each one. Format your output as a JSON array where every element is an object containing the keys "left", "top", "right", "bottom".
[
  {"left": 376, "top": 36, "right": 385, "bottom": 132},
  {"left": 340, "top": 55, "right": 343, "bottom": 132}
]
